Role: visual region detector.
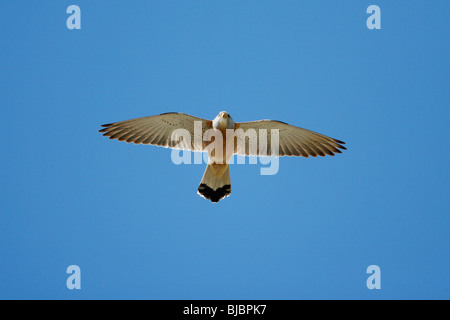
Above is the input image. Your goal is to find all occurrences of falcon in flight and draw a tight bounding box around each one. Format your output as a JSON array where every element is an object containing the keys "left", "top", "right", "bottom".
[{"left": 99, "top": 112, "right": 346, "bottom": 202}]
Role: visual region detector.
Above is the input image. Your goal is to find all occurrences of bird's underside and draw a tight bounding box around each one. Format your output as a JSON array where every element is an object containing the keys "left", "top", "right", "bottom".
[{"left": 99, "top": 111, "right": 346, "bottom": 202}]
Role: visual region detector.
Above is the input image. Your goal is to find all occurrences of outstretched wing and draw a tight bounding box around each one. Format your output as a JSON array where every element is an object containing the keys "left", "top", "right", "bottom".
[
  {"left": 99, "top": 112, "right": 212, "bottom": 151},
  {"left": 235, "top": 120, "right": 346, "bottom": 157}
]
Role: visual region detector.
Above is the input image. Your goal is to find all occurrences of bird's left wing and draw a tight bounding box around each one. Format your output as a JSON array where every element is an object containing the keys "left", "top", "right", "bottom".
[
  {"left": 235, "top": 120, "right": 346, "bottom": 157},
  {"left": 99, "top": 112, "right": 212, "bottom": 151}
]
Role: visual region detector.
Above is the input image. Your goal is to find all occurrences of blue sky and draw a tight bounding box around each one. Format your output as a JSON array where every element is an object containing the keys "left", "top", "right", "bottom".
[{"left": 1, "top": 1, "right": 448, "bottom": 299}]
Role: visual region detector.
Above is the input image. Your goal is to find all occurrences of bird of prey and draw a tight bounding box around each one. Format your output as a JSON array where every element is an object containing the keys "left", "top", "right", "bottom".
[{"left": 99, "top": 111, "right": 346, "bottom": 202}]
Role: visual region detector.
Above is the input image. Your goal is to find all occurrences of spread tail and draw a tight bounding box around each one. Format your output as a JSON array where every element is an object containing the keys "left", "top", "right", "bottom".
[{"left": 198, "top": 164, "right": 231, "bottom": 203}]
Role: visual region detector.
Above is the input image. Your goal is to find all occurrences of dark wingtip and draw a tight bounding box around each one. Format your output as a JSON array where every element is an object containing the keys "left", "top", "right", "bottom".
[
  {"left": 332, "top": 138, "right": 347, "bottom": 151},
  {"left": 99, "top": 123, "right": 114, "bottom": 133}
]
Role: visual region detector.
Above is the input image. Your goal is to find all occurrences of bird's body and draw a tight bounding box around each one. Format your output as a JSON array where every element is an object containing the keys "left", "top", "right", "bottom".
[
  {"left": 197, "top": 112, "right": 235, "bottom": 201},
  {"left": 99, "top": 111, "right": 346, "bottom": 202}
]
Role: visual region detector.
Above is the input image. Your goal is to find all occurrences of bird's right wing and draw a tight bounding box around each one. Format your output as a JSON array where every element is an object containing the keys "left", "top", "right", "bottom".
[{"left": 99, "top": 112, "right": 212, "bottom": 151}]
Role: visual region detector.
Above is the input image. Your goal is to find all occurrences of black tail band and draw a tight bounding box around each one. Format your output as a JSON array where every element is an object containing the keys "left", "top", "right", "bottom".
[{"left": 198, "top": 184, "right": 231, "bottom": 203}]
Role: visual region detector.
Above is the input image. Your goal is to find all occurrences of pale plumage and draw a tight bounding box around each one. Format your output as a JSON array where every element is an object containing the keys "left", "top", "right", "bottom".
[{"left": 99, "top": 111, "right": 346, "bottom": 202}]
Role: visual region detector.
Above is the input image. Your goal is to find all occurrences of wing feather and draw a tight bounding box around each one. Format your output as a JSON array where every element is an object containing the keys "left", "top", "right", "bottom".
[
  {"left": 236, "top": 120, "right": 346, "bottom": 157},
  {"left": 99, "top": 112, "right": 213, "bottom": 151}
]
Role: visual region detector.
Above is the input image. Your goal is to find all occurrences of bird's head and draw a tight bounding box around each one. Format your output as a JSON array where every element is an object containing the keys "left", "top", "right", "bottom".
[{"left": 213, "top": 111, "right": 235, "bottom": 129}]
